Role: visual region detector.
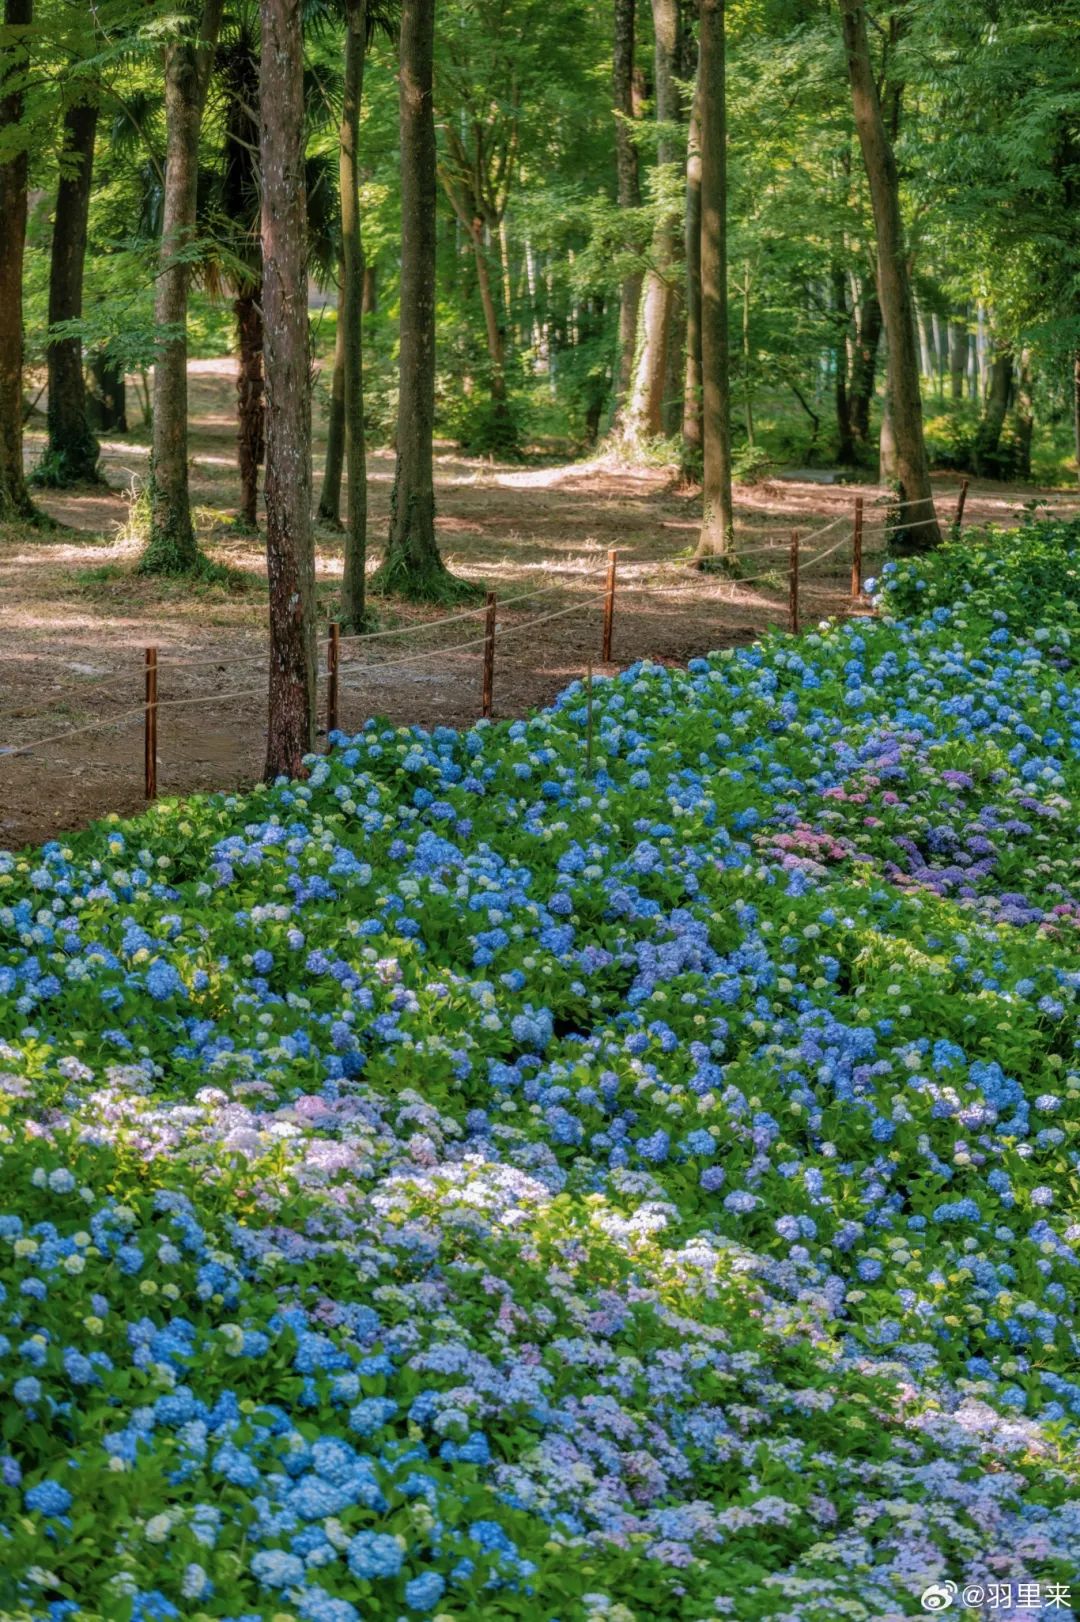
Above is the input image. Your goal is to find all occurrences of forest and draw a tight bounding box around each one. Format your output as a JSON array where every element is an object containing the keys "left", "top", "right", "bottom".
[
  {"left": 0, "top": 0, "right": 1078, "bottom": 776},
  {"left": 2, "top": 6, "right": 1080, "bottom": 1622}
]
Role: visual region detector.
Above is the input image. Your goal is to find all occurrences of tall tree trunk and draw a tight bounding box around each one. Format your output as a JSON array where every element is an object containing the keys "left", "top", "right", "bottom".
[
  {"left": 88, "top": 350, "right": 127, "bottom": 431},
  {"left": 832, "top": 262, "right": 855, "bottom": 464},
  {"left": 931, "top": 310, "right": 945, "bottom": 398},
  {"left": 141, "top": 0, "right": 225, "bottom": 573},
  {"left": 623, "top": 0, "right": 680, "bottom": 447},
  {"left": 377, "top": 0, "right": 460, "bottom": 597},
  {"left": 949, "top": 309, "right": 968, "bottom": 401},
  {"left": 973, "top": 339, "right": 1014, "bottom": 477},
  {"left": 260, "top": 0, "right": 316, "bottom": 777},
  {"left": 694, "top": 0, "right": 733, "bottom": 564},
  {"left": 839, "top": 0, "right": 939, "bottom": 551},
  {"left": 318, "top": 287, "right": 346, "bottom": 526},
  {"left": 1012, "top": 348, "right": 1033, "bottom": 481},
  {"left": 613, "top": 0, "right": 642, "bottom": 415},
  {"left": 43, "top": 99, "right": 100, "bottom": 486},
  {"left": 340, "top": 0, "right": 368, "bottom": 629},
  {"left": 681, "top": 63, "right": 703, "bottom": 471},
  {"left": 740, "top": 262, "right": 754, "bottom": 444},
  {"left": 849, "top": 283, "right": 881, "bottom": 443},
  {"left": 1074, "top": 350, "right": 1080, "bottom": 489},
  {"left": 235, "top": 285, "right": 264, "bottom": 529},
  {"left": 0, "top": 0, "right": 35, "bottom": 519},
  {"left": 362, "top": 263, "right": 377, "bottom": 313},
  {"left": 468, "top": 219, "right": 509, "bottom": 407},
  {"left": 879, "top": 353, "right": 898, "bottom": 480}
]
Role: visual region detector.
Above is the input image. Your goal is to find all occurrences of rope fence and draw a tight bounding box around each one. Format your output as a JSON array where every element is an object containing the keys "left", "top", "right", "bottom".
[{"left": 0, "top": 483, "right": 987, "bottom": 803}]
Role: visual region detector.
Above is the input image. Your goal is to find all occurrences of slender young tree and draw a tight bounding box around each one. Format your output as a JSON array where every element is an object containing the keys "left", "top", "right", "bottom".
[
  {"left": 622, "top": 0, "right": 681, "bottom": 446},
  {"left": 839, "top": 0, "right": 939, "bottom": 550},
  {"left": 140, "top": 0, "right": 225, "bottom": 573},
  {"left": 681, "top": 59, "right": 702, "bottom": 472},
  {"left": 317, "top": 298, "right": 346, "bottom": 526},
  {"left": 40, "top": 99, "right": 101, "bottom": 486},
  {"left": 376, "top": 0, "right": 464, "bottom": 598},
  {"left": 339, "top": 0, "right": 368, "bottom": 629},
  {"left": 260, "top": 0, "right": 317, "bottom": 775},
  {"left": 0, "top": 0, "right": 35, "bottom": 520},
  {"left": 694, "top": 0, "right": 733, "bottom": 564},
  {"left": 612, "top": 0, "right": 642, "bottom": 415}
]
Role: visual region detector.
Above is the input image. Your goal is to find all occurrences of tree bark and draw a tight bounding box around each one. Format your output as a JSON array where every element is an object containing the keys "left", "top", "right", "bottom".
[
  {"left": 1074, "top": 350, "right": 1080, "bottom": 489},
  {"left": 317, "top": 289, "right": 346, "bottom": 526},
  {"left": 949, "top": 310, "right": 968, "bottom": 401},
  {"left": 973, "top": 339, "right": 1014, "bottom": 477},
  {"left": 832, "top": 262, "right": 855, "bottom": 464},
  {"left": 681, "top": 62, "right": 702, "bottom": 471},
  {"left": 340, "top": 0, "right": 368, "bottom": 629},
  {"left": 142, "top": 0, "right": 225, "bottom": 572},
  {"left": 260, "top": 0, "right": 316, "bottom": 777},
  {"left": 849, "top": 283, "right": 881, "bottom": 443},
  {"left": 623, "top": 0, "right": 680, "bottom": 446},
  {"left": 235, "top": 285, "right": 264, "bottom": 529},
  {"left": 362, "top": 263, "right": 377, "bottom": 314},
  {"left": 1012, "top": 347, "right": 1033, "bottom": 481},
  {"left": 694, "top": 0, "right": 733, "bottom": 564},
  {"left": 0, "top": 0, "right": 35, "bottom": 519},
  {"left": 377, "top": 0, "right": 459, "bottom": 597},
  {"left": 43, "top": 99, "right": 101, "bottom": 486},
  {"left": 87, "top": 352, "right": 127, "bottom": 431},
  {"left": 613, "top": 0, "right": 642, "bottom": 414},
  {"left": 839, "top": 0, "right": 939, "bottom": 551}
]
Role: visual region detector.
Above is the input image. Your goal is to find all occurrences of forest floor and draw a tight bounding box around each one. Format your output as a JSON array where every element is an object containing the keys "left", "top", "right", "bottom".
[{"left": 2, "top": 357, "right": 1077, "bottom": 849}]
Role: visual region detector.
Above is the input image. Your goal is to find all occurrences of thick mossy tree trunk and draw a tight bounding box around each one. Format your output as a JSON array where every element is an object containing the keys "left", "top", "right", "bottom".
[
  {"left": 840, "top": 0, "right": 939, "bottom": 551},
  {"left": 376, "top": 0, "right": 464, "bottom": 599},
  {"left": 141, "top": 0, "right": 224, "bottom": 574},
  {"left": 260, "top": 0, "right": 316, "bottom": 778},
  {"left": 0, "top": 0, "right": 36, "bottom": 521},
  {"left": 317, "top": 294, "right": 346, "bottom": 527},
  {"left": 235, "top": 286, "right": 264, "bottom": 529},
  {"left": 694, "top": 0, "right": 734, "bottom": 566},
  {"left": 973, "top": 340, "right": 1014, "bottom": 476},
  {"left": 622, "top": 0, "right": 680, "bottom": 447},
  {"left": 340, "top": 0, "right": 368, "bottom": 629},
  {"left": 681, "top": 63, "right": 703, "bottom": 473},
  {"left": 612, "top": 0, "right": 642, "bottom": 416},
  {"left": 42, "top": 99, "right": 101, "bottom": 487}
]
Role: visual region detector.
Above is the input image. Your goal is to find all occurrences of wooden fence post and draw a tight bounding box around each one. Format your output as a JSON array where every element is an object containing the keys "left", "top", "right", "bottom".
[
  {"left": 602, "top": 547, "right": 618, "bottom": 662},
  {"left": 851, "top": 495, "right": 864, "bottom": 600},
  {"left": 788, "top": 531, "right": 800, "bottom": 635},
  {"left": 481, "top": 591, "right": 497, "bottom": 718},
  {"left": 953, "top": 477, "right": 969, "bottom": 532},
  {"left": 144, "top": 647, "right": 158, "bottom": 801},
  {"left": 327, "top": 622, "right": 340, "bottom": 740}
]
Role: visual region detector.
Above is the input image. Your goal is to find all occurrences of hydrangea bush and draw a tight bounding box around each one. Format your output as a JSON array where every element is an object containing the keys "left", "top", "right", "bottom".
[{"left": 1, "top": 520, "right": 1079, "bottom": 1621}]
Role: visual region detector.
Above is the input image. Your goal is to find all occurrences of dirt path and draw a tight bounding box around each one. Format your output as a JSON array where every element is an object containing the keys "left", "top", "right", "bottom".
[{"left": 2, "top": 362, "right": 1076, "bottom": 850}]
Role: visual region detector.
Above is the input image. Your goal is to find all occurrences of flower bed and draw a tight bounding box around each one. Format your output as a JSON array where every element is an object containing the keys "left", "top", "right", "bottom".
[{"left": 1, "top": 519, "right": 1079, "bottom": 1621}]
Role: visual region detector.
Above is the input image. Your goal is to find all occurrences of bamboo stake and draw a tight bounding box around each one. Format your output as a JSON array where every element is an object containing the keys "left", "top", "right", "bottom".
[
  {"left": 327, "top": 622, "right": 340, "bottom": 740},
  {"left": 788, "top": 531, "right": 800, "bottom": 635},
  {"left": 953, "top": 477, "right": 969, "bottom": 532},
  {"left": 585, "top": 660, "right": 594, "bottom": 775},
  {"left": 481, "top": 592, "right": 497, "bottom": 718},
  {"left": 144, "top": 647, "right": 158, "bottom": 801},
  {"left": 601, "top": 548, "right": 618, "bottom": 662}
]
